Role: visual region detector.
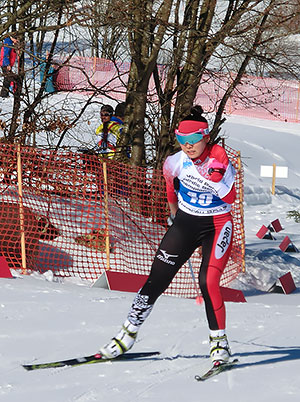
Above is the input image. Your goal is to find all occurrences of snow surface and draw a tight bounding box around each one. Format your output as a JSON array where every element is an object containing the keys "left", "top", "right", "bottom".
[{"left": 1, "top": 106, "right": 300, "bottom": 401}]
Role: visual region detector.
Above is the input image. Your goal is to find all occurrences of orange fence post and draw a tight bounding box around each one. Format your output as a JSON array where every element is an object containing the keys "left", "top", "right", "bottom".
[
  {"left": 17, "top": 144, "right": 27, "bottom": 275},
  {"left": 102, "top": 161, "right": 110, "bottom": 270}
]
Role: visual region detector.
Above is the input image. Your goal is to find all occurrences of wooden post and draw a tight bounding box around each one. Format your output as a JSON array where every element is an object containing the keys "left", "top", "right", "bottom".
[
  {"left": 17, "top": 144, "right": 27, "bottom": 275},
  {"left": 271, "top": 163, "right": 276, "bottom": 195},
  {"left": 102, "top": 161, "right": 110, "bottom": 270}
]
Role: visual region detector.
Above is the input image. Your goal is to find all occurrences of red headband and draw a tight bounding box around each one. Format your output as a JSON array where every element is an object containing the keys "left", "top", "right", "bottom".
[{"left": 177, "top": 120, "right": 209, "bottom": 134}]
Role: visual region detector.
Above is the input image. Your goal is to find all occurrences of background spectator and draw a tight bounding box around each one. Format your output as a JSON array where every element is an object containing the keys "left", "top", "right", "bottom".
[
  {"left": 40, "top": 52, "right": 58, "bottom": 93},
  {"left": 0, "top": 35, "right": 19, "bottom": 98},
  {"left": 95, "top": 104, "right": 123, "bottom": 159}
]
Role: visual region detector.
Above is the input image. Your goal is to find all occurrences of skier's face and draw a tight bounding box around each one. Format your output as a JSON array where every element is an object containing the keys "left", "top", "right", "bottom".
[
  {"left": 180, "top": 136, "right": 210, "bottom": 159},
  {"left": 100, "top": 111, "right": 111, "bottom": 123}
]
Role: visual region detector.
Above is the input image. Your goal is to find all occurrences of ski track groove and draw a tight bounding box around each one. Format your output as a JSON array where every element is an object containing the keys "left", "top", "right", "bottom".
[{"left": 120, "top": 355, "right": 212, "bottom": 401}]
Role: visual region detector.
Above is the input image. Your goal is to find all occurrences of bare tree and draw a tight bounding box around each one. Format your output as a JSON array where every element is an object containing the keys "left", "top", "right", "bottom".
[
  {"left": 0, "top": 0, "right": 80, "bottom": 144},
  {"left": 1, "top": 0, "right": 300, "bottom": 165},
  {"left": 145, "top": 0, "right": 300, "bottom": 166}
]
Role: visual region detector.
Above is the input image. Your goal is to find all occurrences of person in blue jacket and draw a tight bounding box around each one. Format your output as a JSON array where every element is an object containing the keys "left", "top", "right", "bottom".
[
  {"left": 0, "top": 35, "right": 19, "bottom": 98},
  {"left": 40, "top": 52, "right": 58, "bottom": 93}
]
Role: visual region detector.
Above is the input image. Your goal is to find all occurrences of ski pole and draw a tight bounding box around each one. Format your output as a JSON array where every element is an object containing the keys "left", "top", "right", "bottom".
[{"left": 187, "top": 258, "right": 203, "bottom": 305}]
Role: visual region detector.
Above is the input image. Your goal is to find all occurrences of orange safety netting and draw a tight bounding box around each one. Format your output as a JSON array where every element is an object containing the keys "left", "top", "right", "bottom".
[
  {"left": 56, "top": 57, "right": 300, "bottom": 123},
  {"left": 195, "top": 73, "right": 300, "bottom": 123},
  {"left": 0, "top": 143, "right": 244, "bottom": 298}
]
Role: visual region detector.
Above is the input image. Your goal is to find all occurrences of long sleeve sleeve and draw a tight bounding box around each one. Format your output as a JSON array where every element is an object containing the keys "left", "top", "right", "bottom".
[{"left": 163, "top": 157, "right": 178, "bottom": 204}]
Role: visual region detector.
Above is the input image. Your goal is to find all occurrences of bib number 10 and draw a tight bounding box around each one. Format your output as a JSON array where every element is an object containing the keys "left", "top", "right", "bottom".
[{"left": 187, "top": 191, "right": 213, "bottom": 206}]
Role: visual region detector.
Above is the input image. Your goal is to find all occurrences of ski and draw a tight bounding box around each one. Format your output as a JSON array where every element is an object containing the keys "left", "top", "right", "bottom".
[
  {"left": 195, "top": 358, "right": 239, "bottom": 381},
  {"left": 22, "top": 351, "right": 160, "bottom": 371}
]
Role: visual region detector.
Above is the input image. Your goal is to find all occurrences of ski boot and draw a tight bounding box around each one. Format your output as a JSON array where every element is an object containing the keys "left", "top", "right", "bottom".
[
  {"left": 209, "top": 334, "right": 231, "bottom": 364},
  {"left": 99, "top": 320, "right": 139, "bottom": 359}
]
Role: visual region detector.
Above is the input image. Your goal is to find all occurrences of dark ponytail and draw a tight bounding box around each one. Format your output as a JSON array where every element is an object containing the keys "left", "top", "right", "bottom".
[
  {"left": 190, "top": 105, "right": 204, "bottom": 117},
  {"left": 182, "top": 105, "right": 208, "bottom": 123}
]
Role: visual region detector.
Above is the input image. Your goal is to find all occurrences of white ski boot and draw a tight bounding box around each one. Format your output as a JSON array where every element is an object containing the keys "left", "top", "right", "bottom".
[
  {"left": 209, "top": 334, "right": 231, "bottom": 364},
  {"left": 99, "top": 320, "right": 139, "bottom": 359}
]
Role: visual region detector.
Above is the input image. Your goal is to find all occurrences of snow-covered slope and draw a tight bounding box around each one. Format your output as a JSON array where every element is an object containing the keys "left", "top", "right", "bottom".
[{"left": 1, "top": 110, "right": 300, "bottom": 401}]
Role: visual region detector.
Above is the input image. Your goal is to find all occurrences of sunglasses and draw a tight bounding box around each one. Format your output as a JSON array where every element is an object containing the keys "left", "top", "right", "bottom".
[
  {"left": 175, "top": 128, "right": 209, "bottom": 145},
  {"left": 100, "top": 113, "right": 111, "bottom": 117}
]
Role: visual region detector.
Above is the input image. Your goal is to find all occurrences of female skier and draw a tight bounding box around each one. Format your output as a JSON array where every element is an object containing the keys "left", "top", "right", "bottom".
[{"left": 99, "top": 105, "right": 236, "bottom": 364}]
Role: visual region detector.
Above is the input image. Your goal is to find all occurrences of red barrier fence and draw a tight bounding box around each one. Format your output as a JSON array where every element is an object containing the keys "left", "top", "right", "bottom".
[
  {"left": 0, "top": 143, "right": 244, "bottom": 298},
  {"left": 56, "top": 57, "right": 300, "bottom": 123}
]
